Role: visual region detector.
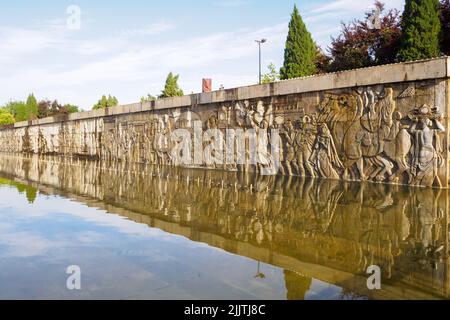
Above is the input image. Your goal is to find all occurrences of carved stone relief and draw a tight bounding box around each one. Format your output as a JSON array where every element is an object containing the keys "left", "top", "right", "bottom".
[{"left": 0, "top": 81, "right": 447, "bottom": 188}]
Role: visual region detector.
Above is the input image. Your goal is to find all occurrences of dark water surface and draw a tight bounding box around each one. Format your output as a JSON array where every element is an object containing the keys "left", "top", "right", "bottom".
[{"left": 0, "top": 154, "right": 448, "bottom": 300}]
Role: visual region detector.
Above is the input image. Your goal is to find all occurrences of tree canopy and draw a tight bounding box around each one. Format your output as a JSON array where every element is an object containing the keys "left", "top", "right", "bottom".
[
  {"left": 141, "top": 94, "right": 157, "bottom": 103},
  {"left": 441, "top": 0, "right": 450, "bottom": 55},
  {"left": 327, "top": 1, "right": 401, "bottom": 72},
  {"left": 397, "top": 0, "right": 441, "bottom": 61},
  {"left": 0, "top": 109, "right": 15, "bottom": 126},
  {"left": 159, "top": 72, "right": 184, "bottom": 98},
  {"left": 261, "top": 63, "right": 280, "bottom": 84},
  {"left": 280, "top": 5, "right": 317, "bottom": 79},
  {"left": 92, "top": 95, "right": 119, "bottom": 110}
]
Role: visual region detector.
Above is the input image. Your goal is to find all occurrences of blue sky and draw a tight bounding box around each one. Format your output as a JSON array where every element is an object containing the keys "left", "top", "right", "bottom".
[{"left": 0, "top": 0, "right": 404, "bottom": 110}]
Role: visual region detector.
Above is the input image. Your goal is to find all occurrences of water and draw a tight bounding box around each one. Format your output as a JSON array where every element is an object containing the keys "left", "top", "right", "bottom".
[{"left": 0, "top": 154, "right": 448, "bottom": 300}]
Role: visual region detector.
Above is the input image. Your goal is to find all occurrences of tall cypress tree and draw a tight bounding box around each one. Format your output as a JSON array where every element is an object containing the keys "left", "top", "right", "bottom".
[
  {"left": 397, "top": 0, "right": 441, "bottom": 61},
  {"left": 159, "top": 72, "right": 184, "bottom": 98},
  {"left": 280, "top": 5, "right": 317, "bottom": 79},
  {"left": 26, "top": 94, "right": 38, "bottom": 119}
]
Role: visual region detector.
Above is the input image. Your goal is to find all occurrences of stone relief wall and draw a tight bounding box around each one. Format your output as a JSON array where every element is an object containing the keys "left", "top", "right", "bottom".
[{"left": 0, "top": 60, "right": 448, "bottom": 187}]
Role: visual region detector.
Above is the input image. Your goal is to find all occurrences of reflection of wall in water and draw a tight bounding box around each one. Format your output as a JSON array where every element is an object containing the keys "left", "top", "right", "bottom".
[{"left": 0, "top": 155, "right": 448, "bottom": 298}]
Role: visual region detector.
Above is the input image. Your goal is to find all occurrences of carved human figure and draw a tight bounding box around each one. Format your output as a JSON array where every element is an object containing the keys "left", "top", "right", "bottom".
[
  {"left": 127, "top": 124, "right": 140, "bottom": 163},
  {"left": 384, "top": 111, "right": 412, "bottom": 183},
  {"left": 38, "top": 129, "right": 47, "bottom": 154},
  {"left": 205, "top": 114, "right": 220, "bottom": 168},
  {"left": 143, "top": 122, "right": 153, "bottom": 164},
  {"left": 271, "top": 117, "right": 285, "bottom": 175},
  {"left": 409, "top": 110, "right": 445, "bottom": 187},
  {"left": 154, "top": 115, "right": 173, "bottom": 165},
  {"left": 311, "top": 123, "right": 343, "bottom": 180},
  {"left": 294, "top": 116, "right": 316, "bottom": 177},
  {"left": 247, "top": 102, "right": 274, "bottom": 174},
  {"left": 101, "top": 129, "right": 113, "bottom": 162},
  {"left": 281, "top": 120, "right": 296, "bottom": 176}
]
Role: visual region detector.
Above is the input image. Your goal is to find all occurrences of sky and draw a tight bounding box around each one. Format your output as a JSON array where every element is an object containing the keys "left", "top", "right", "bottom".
[{"left": 0, "top": 0, "right": 405, "bottom": 110}]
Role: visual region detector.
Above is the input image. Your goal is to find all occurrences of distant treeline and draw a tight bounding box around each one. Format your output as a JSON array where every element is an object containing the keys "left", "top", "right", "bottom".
[{"left": 0, "top": 94, "right": 79, "bottom": 126}]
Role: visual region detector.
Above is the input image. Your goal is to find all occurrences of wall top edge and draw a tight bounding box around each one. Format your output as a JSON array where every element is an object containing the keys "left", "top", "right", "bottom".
[
  {"left": 6, "top": 56, "right": 450, "bottom": 129},
  {"left": 447, "top": 56, "right": 450, "bottom": 77}
]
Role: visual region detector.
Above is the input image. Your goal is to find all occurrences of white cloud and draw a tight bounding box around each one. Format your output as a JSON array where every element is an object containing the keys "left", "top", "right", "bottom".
[
  {"left": 310, "top": 0, "right": 404, "bottom": 15},
  {"left": 120, "top": 21, "right": 175, "bottom": 37},
  {"left": 0, "top": 21, "right": 287, "bottom": 108},
  {"left": 0, "top": 229, "right": 53, "bottom": 257}
]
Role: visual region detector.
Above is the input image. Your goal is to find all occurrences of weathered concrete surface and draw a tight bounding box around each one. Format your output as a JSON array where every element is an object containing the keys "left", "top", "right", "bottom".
[{"left": 1, "top": 57, "right": 449, "bottom": 187}]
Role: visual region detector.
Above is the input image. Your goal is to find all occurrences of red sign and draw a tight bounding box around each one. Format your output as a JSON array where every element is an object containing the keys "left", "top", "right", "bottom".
[{"left": 202, "top": 78, "right": 212, "bottom": 93}]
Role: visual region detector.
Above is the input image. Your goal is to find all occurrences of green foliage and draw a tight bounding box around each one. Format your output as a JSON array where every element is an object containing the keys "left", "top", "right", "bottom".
[
  {"left": 63, "top": 104, "right": 80, "bottom": 113},
  {"left": 5, "top": 94, "right": 39, "bottom": 121},
  {"left": 261, "top": 63, "right": 280, "bottom": 84},
  {"left": 6, "top": 101, "right": 28, "bottom": 122},
  {"left": 159, "top": 72, "right": 184, "bottom": 98},
  {"left": 25, "top": 94, "right": 38, "bottom": 119},
  {"left": 280, "top": 5, "right": 317, "bottom": 79},
  {"left": 0, "top": 108, "right": 15, "bottom": 125},
  {"left": 397, "top": 0, "right": 441, "bottom": 61},
  {"left": 141, "top": 94, "right": 157, "bottom": 103},
  {"left": 1, "top": 94, "right": 78, "bottom": 122},
  {"left": 92, "top": 95, "right": 119, "bottom": 110}
]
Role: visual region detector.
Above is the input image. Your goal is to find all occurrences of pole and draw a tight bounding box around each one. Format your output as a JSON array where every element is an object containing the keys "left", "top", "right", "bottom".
[{"left": 258, "top": 42, "right": 262, "bottom": 84}]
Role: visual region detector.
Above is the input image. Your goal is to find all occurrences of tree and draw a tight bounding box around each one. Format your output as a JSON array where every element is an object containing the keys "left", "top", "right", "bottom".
[
  {"left": 280, "top": 5, "right": 317, "bottom": 79},
  {"left": 0, "top": 109, "right": 15, "bottom": 125},
  {"left": 397, "top": 0, "right": 441, "bottom": 61},
  {"left": 25, "top": 94, "right": 38, "bottom": 120},
  {"left": 316, "top": 47, "right": 331, "bottom": 73},
  {"left": 261, "top": 63, "right": 280, "bottom": 84},
  {"left": 141, "top": 94, "right": 157, "bottom": 103},
  {"left": 36, "top": 100, "right": 79, "bottom": 118},
  {"left": 37, "top": 100, "right": 51, "bottom": 118},
  {"left": 92, "top": 95, "right": 119, "bottom": 110},
  {"left": 159, "top": 72, "right": 184, "bottom": 98},
  {"left": 327, "top": 1, "right": 401, "bottom": 72},
  {"left": 441, "top": 0, "right": 450, "bottom": 55},
  {"left": 5, "top": 94, "right": 39, "bottom": 121},
  {"left": 5, "top": 101, "right": 28, "bottom": 122},
  {"left": 63, "top": 104, "right": 80, "bottom": 113}
]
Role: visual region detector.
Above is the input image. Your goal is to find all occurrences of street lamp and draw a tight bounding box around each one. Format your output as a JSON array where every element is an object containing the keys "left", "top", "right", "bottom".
[{"left": 255, "top": 39, "right": 267, "bottom": 84}]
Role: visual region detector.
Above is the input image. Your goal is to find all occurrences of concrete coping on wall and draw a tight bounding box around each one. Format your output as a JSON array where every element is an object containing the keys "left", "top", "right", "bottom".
[{"left": 11, "top": 56, "right": 450, "bottom": 129}]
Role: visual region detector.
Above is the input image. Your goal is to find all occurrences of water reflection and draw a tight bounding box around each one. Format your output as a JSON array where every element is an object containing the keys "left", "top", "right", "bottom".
[{"left": 0, "top": 154, "right": 449, "bottom": 300}]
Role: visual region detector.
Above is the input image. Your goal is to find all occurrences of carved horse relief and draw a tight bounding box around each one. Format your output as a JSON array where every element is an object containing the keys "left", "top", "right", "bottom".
[{"left": 317, "top": 88, "right": 412, "bottom": 182}]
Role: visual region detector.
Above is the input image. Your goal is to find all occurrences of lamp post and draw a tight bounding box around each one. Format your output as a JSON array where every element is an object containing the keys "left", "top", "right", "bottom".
[{"left": 255, "top": 39, "right": 267, "bottom": 84}]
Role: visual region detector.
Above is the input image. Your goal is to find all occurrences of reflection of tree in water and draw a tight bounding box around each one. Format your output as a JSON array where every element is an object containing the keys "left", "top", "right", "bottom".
[
  {"left": 0, "top": 177, "right": 38, "bottom": 204},
  {"left": 284, "top": 270, "right": 312, "bottom": 300}
]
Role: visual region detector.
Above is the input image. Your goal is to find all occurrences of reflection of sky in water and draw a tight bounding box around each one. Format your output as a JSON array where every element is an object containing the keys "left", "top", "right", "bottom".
[{"left": 0, "top": 184, "right": 341, "bottom": 300}]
